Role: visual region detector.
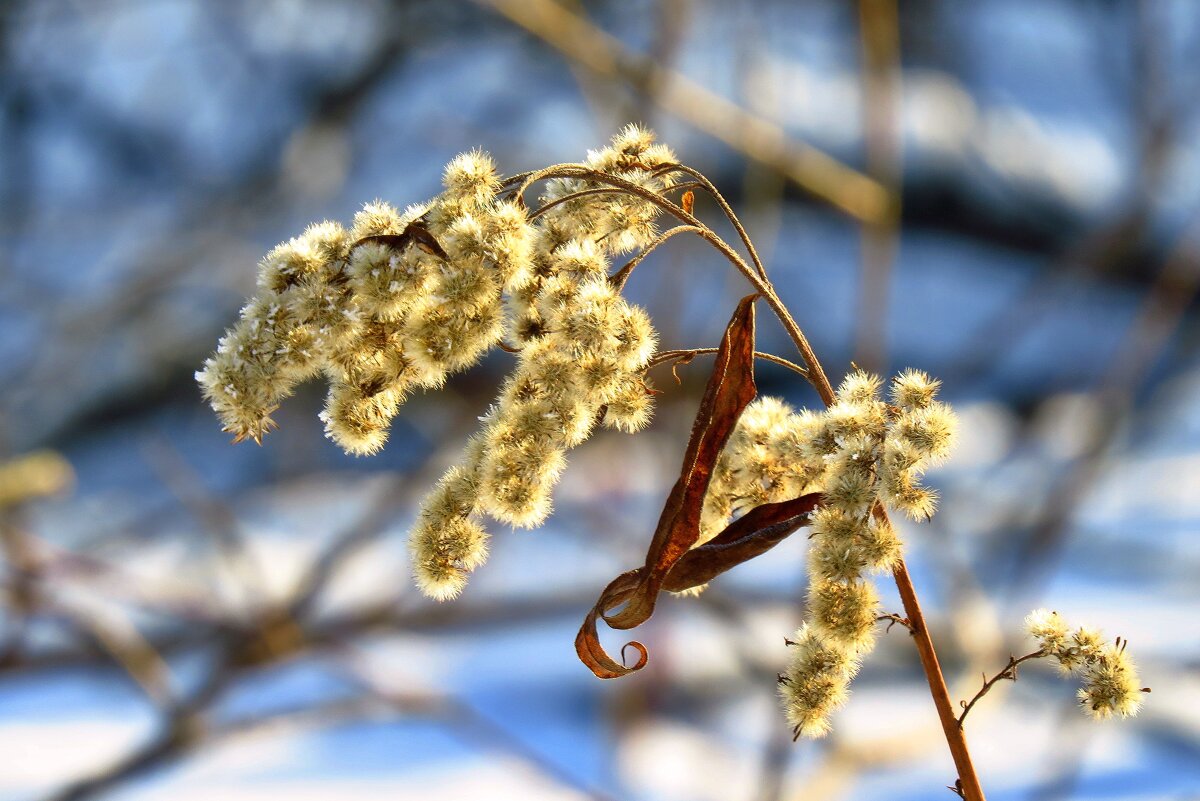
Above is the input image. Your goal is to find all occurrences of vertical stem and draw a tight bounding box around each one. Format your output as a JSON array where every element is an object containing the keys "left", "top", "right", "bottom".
[{"left": 892, "top": 558, "right": 988, "bottom": 801}]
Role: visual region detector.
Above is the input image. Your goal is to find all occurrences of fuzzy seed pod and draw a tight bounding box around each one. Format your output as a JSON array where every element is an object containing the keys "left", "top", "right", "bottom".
[
  {"left": 809, "top": 508, "right": 902, "bottom": 582},
  {"left": 409, "top": 453, "right": 491, "bottom": 600},
  {"left": 603, "top": 375, "right": 656, "bottom": 433},
  {"left": 807, "top": 578, "right": 880, "bottom": 651},
  {"left": 1026, "top": 608, "right": 1070, "bottom": 654},
  {"left": 890, "top": 368, "right": 941, "bottom": 410},
  {"left": 440, "top": 150, "right": 500, "bottom": 214},
  {"left": 893, "top": 402, "right": 958, "bottom": 463},
  {"left": 779, "top": 625, "right": 861, "bottom": 738},
  {"left": 836, "top": 369, "right": 883, "bottom": 405},
  {"left": 1078, "top": 645, "right": 1143, "bottom": 719}
]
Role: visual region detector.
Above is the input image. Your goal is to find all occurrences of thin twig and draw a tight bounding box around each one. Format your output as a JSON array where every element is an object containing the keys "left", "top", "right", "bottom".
[
  {"left": 876, "top": 612, "right": 913, "bottom": 634},
  {"left": 528, "top": 181, "right": 704, "bottom": 221},
  {"left": 647, "top": 348, "right": 809, "bottom": 378},
  {"left": 657, "top": 163, "right": 770, "bottom": 281},
  {"left": 609, "top": 224, "right": 705, "bottom": 291},
  {"left": 957, "top": 650, "right": 1046, "bottom": 727}
]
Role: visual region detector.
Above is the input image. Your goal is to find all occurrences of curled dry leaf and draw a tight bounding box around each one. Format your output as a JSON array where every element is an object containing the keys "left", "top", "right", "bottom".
[
  {"left": 607, "top": 293, "right": 759, "bottom": 629},
  {"left": 662, "top": 493, "right": 822, "bottom": 592},
  {"left": 574, "top": 493, "right": 822, "bottom": 678},
  {"left": 578, "top": 294, "right": 817, "bottom": 679}
]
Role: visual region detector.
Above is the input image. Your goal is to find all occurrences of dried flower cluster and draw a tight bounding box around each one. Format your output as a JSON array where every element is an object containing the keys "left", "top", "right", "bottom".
[
  {"left": 1025, "top": 608, "right": 1145, "bottom": 719},
  {"left": 196, "top": 125, "right": 674, "bottom": 600},
  {"left": 723, "top": 370, "right": 958, "bottom": 737}
]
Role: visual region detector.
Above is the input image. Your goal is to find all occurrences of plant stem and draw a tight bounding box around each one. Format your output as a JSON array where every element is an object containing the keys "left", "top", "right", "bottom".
[
  {"left": 891, "top": 558, "right": 988, "bottom": 800},
  {"left": 646, "top": 348, "right": 809, "bottom": 378}
]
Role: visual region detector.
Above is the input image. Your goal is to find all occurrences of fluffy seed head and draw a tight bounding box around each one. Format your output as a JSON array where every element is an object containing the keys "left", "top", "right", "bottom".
[
  {"left": 347, "top": 241, "right": 431, "bottom": 319},
  {"left": 1026, "top": 608, "right": 1070, "bottom": 653},
  {"left": 551, "top": 238, "right": 609, "bottom": 279},
  {"left": 807, "top": 578, "right": 880, "bottom": 652},
  {"left": 894, "top": 401, "right": 958, "bottom": 462},
  {"left": 891, "top": 368, "right": 941, "bottom": 410},
  {"left": 824, "top": 400, "right": 886, "bottom": 442},
  {"left": 809, "top": 509, "right": 901, "bottom": 582},
  {"left": 410, "top": 515, "right": 490, "bottom": 601},
  {"left": 349, "top": 199, "right": 408, "bottom": 240},
  {"left": 885, "top": 480, "right": 939, "bottom": 521},
  {"left": 1023, "top": 609, "right": 1147, "bottom": 719},
  {"left": 1078, "top": 645, "right": 1143, "bottom": 719},
  {"left": 442, "top": 150, "right": 499, "bottom": 210},
  {"left": 611, "top": 304, "right": 657, "bottom": 372},
  {"left": 603, "top": 375, "right": 655, "bottom": 433},
  {"left": 822, "top": 463, "right": 877, "bottom": 517},
  {"left": 779, "top": 625, "right": 861, "bottom": 739},
  {"left": 319, "top": 380, "right": 404, "bottom": 456},
  {"left": 484, "top": 200, "right": 535, "bottom": 290},
  {"left": 837, "top": 370, "right": 883, "bottom": 405}
]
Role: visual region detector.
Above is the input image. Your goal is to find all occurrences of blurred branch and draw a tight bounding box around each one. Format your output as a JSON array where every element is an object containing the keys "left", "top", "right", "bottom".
[
  {"left": 338, "top": 649, "right": 624, "bottom": 801},
  {"left": 473, "top": 0, "right": 892, "bottom": 224},
  {"left": 0, "top": 450, "right": 73, "bottom": 508},
  {"left": 45, "top": 594, "right": 175, "bottom": 707},
  {"left": 142, "top": 436, "right": 265, "bottom": 618},
  {"left": 1005, "top": 215, "right": 1200, "bottom": 607},
  {"left": 853, "top": 0, "right": 903, "bottom": 373}
]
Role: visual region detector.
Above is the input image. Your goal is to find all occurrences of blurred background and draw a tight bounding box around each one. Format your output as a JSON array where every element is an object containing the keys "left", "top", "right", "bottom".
[{"left": 0, "top": 0, "right": 1198, "bottom": 799}]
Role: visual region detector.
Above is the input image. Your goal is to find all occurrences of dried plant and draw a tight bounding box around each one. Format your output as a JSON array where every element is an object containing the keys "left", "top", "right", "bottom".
[{"left": 198, "top": 125, "right": 1147, "bottom": 800}]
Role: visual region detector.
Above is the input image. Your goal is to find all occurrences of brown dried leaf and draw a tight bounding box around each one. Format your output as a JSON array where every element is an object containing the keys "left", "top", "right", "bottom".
[
  {"left": 662, "top": 493, "right": 822, "bottom": 592},
  {"left": 605, "top": 293, "right": 758, "bottom": 629},
  {"left": 576, "top": 295, "right": 759, "bottom": 678},
  {"left": 573, "top": 570, "right": 646, "bottom": 678},
  {"left": 574, "top": 493, "right": 821, "bottom": 678}
]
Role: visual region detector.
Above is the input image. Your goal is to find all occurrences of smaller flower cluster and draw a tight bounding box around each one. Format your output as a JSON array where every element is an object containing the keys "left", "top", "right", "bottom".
[
  {"left": 778, "top": 623, "right": 860, "bottom": 738},
  {"left": 759, "top": 369, "right": 956, "bottom": 738},
  {"left": 1025, "top": 609, "right": 1145, "bottom": 719}
]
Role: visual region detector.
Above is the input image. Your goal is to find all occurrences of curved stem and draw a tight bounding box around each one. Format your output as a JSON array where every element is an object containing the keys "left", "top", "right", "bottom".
[
  {"left": 529, "top": 182, "right": 705, "bottom": 221},
  {"left": 657, "top": 162, "right": 770, "bottom": 281},
  {"left": 609, "top": 225, "right": 704, "bottom": 291},
  {"left": 515, "top": 166, "right": 837, "bottom": 402},
  {"left": 957, "top": 649, "right": 1046, "bottom": 728},
  {"left": 647, "top": 348, "right": 809, "bottom": 378}
]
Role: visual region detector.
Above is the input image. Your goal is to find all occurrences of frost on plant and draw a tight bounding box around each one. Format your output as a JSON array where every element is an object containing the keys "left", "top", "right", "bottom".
[{"left": 197, "top": 125, "right": 1146, "bottom": 782}]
